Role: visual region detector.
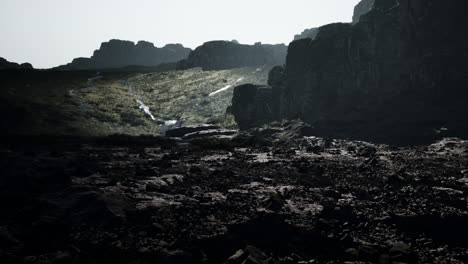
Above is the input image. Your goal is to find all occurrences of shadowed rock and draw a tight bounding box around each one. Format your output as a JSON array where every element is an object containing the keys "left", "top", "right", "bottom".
[
  {"left": 56, "top": 39, "right": 191, "bottom": 70},
  {"left": 0, "top": 57, "right": 33, "bottom": 70},
  {"left": 177, "top": 41, "right": 287, "bottom": 71},
  {"left": 294, "top": 28, "right": 319, "bottom": 41},
  {"left": 233, "top": 0, "right": 468, "bottom": 144},
  {"left": 232, "top": 84, "right": 274, "bottom": 130}
]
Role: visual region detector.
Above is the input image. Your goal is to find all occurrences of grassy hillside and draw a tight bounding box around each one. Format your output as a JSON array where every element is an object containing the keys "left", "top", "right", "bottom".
[{"left": 0, "top": 66, "right": 271, "bottom": 135}]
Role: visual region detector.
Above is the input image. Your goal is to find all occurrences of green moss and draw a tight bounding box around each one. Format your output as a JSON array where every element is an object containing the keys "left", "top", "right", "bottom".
[{"left": 0, "top": 66, "right": 272, "bottom": 136}]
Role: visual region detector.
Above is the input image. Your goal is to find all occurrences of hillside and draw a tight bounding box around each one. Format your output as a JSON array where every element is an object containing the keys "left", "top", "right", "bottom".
[
  {"left": 0, "top": 57, "right": 33, "bottom": 70},
  {"left": 0, "top": 66, "right": 272, "bottom": 136}
]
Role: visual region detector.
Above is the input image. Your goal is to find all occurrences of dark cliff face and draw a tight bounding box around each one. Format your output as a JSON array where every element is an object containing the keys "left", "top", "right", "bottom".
[
  {"left": 352, "top": 0, "right": 375, "bottom": 24},
  {"left": 234, "top": 0, "right": 468, "bottom": 144},
  {"left": 57, "top": 40, "right": 191, "bottom": 70},
  {"left": 0, "top": 57, "right": 33, "bottom": 70},
  {"left": 177, "top": 41, "right": 287, "bottom": 71},
  {"left": 285, "top": 0, "right": 468, "bottom": 142}
]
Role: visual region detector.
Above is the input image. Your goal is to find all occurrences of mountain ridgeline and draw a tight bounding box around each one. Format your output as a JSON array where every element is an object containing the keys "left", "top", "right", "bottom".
[
  {"left": 231, "top": 0, "right": 468, "bottom": 144},
  {"left": 177, "top": 41, "right": 288, "bottom": 71},
  {"left": 0, "top": 57, "right": 33, "bottom": 70},
  {"left": 56, "top": 40, "right": 192, "bottom": 70}
]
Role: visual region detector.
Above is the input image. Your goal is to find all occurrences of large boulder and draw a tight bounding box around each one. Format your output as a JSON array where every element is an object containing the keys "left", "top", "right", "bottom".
[
  {"left": 267, "top": 66, "right": 287, "bottom": 120},
  {"left": 177, "top": 41, "right": 287, "bottom": 71},
  {"left": 231, "top": 84, "right": 274, "bottom": 130},
  {"left": 56, "top": 39, "right": 192, "bottom": 70}
]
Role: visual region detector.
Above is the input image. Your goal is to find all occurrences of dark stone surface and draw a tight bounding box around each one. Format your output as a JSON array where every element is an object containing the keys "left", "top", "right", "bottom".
[
  {"left": 267, "top": 66, "right": 286, "bottom": 120},
  {"left": 56, "top": 40, "right": 191, "bottom": 70},
  {"left": 0, "top": 133, "right": 466, "bottom": 263},
  {"left": 177, "top": 41, "right": 287, "bottom": 71},
  {"left": 234, "top": 0, "right": 468, "bottom": 145},
  {"left": 165, "top": 125, "right": 221, "bottom": 137},
  {"left": 232, "top": 84, "right": 274, "bottom": 130}
]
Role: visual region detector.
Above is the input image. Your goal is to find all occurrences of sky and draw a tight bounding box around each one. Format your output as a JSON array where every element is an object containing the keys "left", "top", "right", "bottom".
[{"left": 0, "top": 0, "right": 361, "bottom": 69}]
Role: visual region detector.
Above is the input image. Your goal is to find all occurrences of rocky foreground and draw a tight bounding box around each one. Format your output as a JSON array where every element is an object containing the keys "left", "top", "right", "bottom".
[{"left": 0, "top": 124, "right": 467, "bottom": 263}]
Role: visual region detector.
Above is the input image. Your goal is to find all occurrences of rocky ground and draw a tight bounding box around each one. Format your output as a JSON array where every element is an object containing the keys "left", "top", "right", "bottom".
[{"left": 0, "top": 124, "right": 467, "bottom": 264}]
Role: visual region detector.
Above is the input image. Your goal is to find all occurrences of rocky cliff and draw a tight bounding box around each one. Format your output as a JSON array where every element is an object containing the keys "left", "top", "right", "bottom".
[
  {"left": 293, "top": 28, "right": 319, "bottom": 41},
  {"left": 57, "top": 40, "right": 191, "bottom": 70},
  {"left": 352, "top": 0, "right": 375, "bottom": 24},
  {"left": 0, "top": 57, "right": 33, "bottom": 70},
  {"left": 177, "top": 41, "right": 287, "bottom": 71},
  {"left": 295, "top": 0, "right": 374, "bottom": 41},
  {"left": 232, "top": 0, "right": 468, "bottom": 144}
]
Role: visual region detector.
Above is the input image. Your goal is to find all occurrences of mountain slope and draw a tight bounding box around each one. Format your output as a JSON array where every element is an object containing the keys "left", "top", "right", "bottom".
[{"left": 0, "top": 66, "right": 272, "bottom": 136}]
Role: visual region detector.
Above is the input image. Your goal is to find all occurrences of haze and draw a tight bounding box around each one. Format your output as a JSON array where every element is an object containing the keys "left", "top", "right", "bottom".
[{"left": 0, "top": 0, "right": 361, "bottom": 69}]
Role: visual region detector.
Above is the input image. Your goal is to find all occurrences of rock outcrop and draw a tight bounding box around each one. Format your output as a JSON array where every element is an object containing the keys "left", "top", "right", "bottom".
[
  {"left": 177, "top": 41, "right": 287, "bottom": 71},
  {"left": 57, "top": 40, "right": 191, "bottom": 70},
  {"left": 0, "top": 57, "right": 33, "bottom": 70},
  {"left": 352, "top": 0, "right": 375, "bottom": 24},
  {"left": 294, "top": 28, "right": 319, "bottom": 41},
  {"left": 231, "top": 84, "right": 274, "bottom": 130},
  {"left": 232, "top": 0, "right": 468, "bottom": 144}
]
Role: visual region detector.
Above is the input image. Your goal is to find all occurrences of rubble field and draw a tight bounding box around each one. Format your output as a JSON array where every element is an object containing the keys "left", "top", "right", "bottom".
[{"left": 0, "top": 129, "right": 467, "bottom": 263}]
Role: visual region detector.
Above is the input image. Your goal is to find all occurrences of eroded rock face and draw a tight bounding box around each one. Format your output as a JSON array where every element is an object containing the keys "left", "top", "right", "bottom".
[
  {"left": 0, "top": 57, "right": 33, "bottom": 70},
  {"left": 177, "top": 41, "right": 287, "bottom": 71},
  {"left": 267, "top": 66, "right": 286, "bottom": 120},
  {"left": 57, "top": 39, "right": 192, "bottom": 70},
  {"left": 247, "top": 0, "right": 468, "bottom": 144},
  {"left": 352, "top": 0, "right": 375, "bottom": 24},
  {"left": 232, "top": 84, "right": 274, "bottom": 130}
]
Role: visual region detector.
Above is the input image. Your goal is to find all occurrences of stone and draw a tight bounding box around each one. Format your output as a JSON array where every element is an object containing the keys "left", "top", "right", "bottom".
[
  {"left": 269, "top": 0, "right": 468, "bottom": 144},
  {"left": 183, "top": 129, "right": 237, "bottom": 139},
  {"left": 231, "top": 84, "right": 274, "bottom": 130},
  {"left": 165, "top": 125, "right": 221, "bottom": 137},
  {"left": 225, "top": 249, "right": 248, "bottom": 264},
  {"left": 389, "top": 242, "right": 414, "bottom": 262}
]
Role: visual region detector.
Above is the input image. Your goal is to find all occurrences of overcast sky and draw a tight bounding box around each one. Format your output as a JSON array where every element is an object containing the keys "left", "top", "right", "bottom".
[{"left": 0, "top": 0, "right": 361, "bottom": 68}]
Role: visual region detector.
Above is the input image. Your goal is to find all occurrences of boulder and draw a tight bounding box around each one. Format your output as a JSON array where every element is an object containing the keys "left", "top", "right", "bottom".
[
  {"left": 231, "top": 84, "right": 274, "bottom": 130},
  {"left": 267, "top": 66, "right": 286, "bottom": 120},
  {"left": 177, "top": 41, "right": 287, "bottom": 71}
]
